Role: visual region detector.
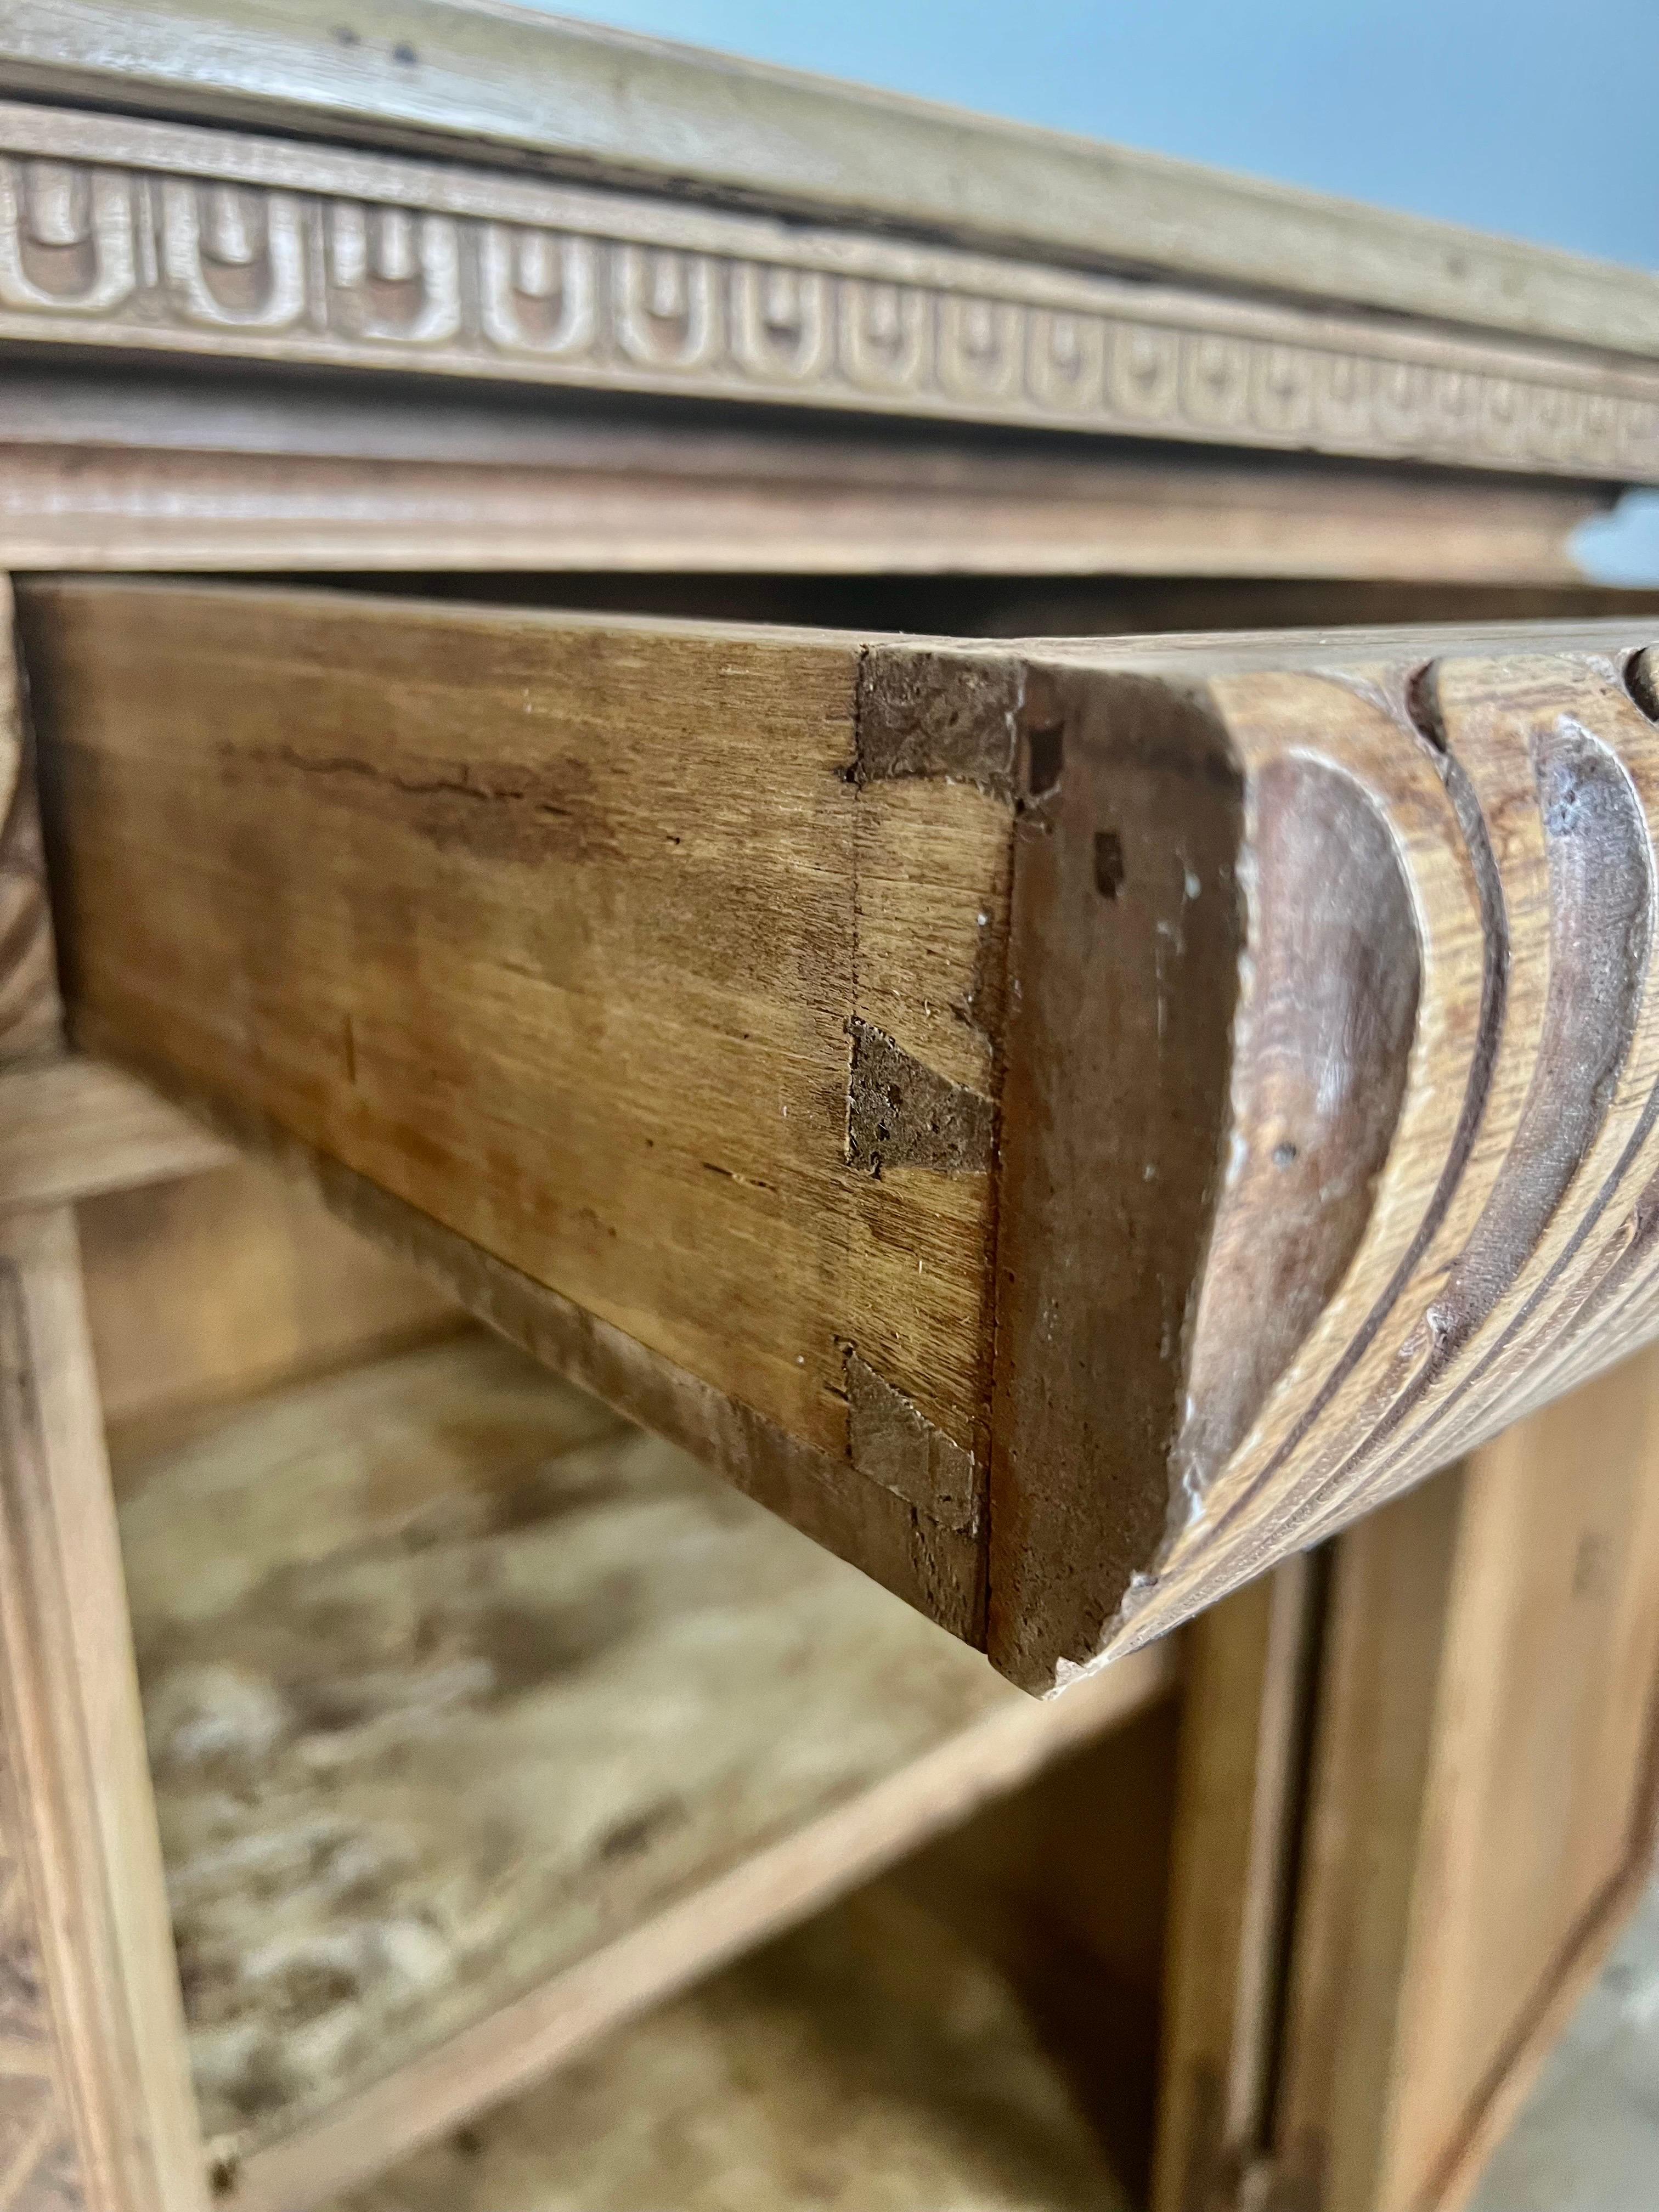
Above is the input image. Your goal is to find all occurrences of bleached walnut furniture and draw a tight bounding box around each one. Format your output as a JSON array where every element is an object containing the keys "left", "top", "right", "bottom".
[{"left": 7, "top": 7, "right": 1659, "bottom": 2210}]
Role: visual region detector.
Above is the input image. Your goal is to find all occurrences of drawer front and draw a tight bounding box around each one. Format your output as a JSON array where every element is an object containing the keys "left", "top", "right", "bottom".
[{"left": 21, "top": 578, "right": 1659, "bottom": 1688}]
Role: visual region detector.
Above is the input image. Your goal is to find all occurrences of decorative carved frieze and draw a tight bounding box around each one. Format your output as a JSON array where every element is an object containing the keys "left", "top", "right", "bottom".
[
  {"left": 0, "top": 580, "right": 60, "bottom": 1069},
  {"left": 3, "top": 101, "right": 1659, "bottom": 482}
]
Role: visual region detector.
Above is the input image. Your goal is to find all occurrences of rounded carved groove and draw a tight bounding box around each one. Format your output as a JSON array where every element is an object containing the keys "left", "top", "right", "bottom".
[{"left": 1175, "top": 755, "right": 1419, "bottom": 1500}]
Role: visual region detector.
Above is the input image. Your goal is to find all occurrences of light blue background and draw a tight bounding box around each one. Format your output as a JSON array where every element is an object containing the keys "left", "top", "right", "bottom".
[{"left": 535, "top": 1, "right": 1659, "bottom": 577}]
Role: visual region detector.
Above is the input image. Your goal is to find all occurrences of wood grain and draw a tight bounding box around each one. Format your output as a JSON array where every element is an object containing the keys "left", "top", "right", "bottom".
[
  {"left": 112, "top": 1325, "right": 1172, "bottom": 2208},
  {"left": 1271, "top": 1345, "right": 1659, "bottom": 2212},
  {"left": 7, "top": 0, "right": 1659, "bottom": 363},
  {"left": 27, "top": 581, "right": 999, "bottom": 1640},
  {"left": 985, "top": 620, "right": 1659, "bottom": 1683},
  {"left": 0, "top": 1205, "right": 206, "bottom": 2212},
  {"left": 35, "top": 580, "right": 1659, "bottom": 1684},
  {"left": 321, "top": 1884, "right": 1131, "bottom": 2212},
  {"left": 0, "top": 372, "right": 1612, "bottom": 584},
  {"left": 0, "top": 578, "right": 59, "bottom": 1068},
  {"left": 0, "top": 1058, "right": 232, "bottom": 1215},
  {"left": 80, "top": 1155, "right": 460, "bottom": 1443}
]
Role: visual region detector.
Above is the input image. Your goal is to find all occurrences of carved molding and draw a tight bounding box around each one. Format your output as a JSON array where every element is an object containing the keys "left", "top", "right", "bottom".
[
  {"left": 0, "top": 580, "right": 61, "bottom": 1069},
  {"left": 5, "top": 101, "right": 1659, "bottom": 483},
  {"left": 986, "top": 628, "right": 1659, "bottom": 1686},
  {"left": 0, "top": 1260, "right": 87, "bottom": 2212}
]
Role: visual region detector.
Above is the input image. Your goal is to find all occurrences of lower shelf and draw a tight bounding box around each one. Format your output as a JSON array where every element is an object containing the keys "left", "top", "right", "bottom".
[
  {"left": 324, "top": 1883, "right": 1132, "bottom": 2212},
  {"left": 113, "top": 1327, "right": 1173, "bottom": 2208}
]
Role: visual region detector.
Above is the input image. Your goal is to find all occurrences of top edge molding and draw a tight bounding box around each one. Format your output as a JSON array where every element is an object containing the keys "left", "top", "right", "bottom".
[
  {"left": 4, "top": 0, "right": 1659, "bottom": 364},
  {"left": 6, "top": 98, "right": 1659, "bottom": 487}
]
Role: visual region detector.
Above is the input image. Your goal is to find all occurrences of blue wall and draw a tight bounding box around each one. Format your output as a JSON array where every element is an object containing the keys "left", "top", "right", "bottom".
[
  {"left": 535, "top": 1, "right": 1659, "bottom": 577},
  {"left": 541, "top": 1, "right": 1656, "bottom": 264}
]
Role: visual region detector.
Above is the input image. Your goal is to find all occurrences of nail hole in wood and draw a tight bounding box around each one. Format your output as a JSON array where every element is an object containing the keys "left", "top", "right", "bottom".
[
  {"left": 1093, "top": 830, "right": 1125, "bottom": 899},
  {"left": 1026, "top": 721, "right": 1064, "bottom": 798}
]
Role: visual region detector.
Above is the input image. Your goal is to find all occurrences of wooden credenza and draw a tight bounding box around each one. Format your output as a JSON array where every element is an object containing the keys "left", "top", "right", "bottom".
[{"left": 5, "top": 8, "right": 1659, "bottom": 2209}]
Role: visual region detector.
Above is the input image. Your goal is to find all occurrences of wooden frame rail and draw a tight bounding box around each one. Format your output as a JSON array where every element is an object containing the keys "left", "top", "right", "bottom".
[{"left": 1156, "top": 1346, "right": 1659, "bottom": 2212}]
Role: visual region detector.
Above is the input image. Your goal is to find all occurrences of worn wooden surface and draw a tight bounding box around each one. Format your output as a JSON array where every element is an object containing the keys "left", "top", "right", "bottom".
[
  {"left": 0, "top": 1057, "right": 232, "bottom": 1215},
  {"left": 323, "top": 1884, "right": 1130, "bottom": 2212},
  {"left": 81, "top": 1156, "right": 459, "bottom": 1442},
  {"left": 30, "top": 582, "right": 1000, "bottom": 1640},
  {"left": 0, "top": 577, "right": 59, "bottom": 1069},
  {"left": 0, "top": 1205, "right": 206, "bottom": 2212},
  {"left": 115, "top": 1324, "right": 1172, "bottom": 2207},
  {"left": 8, "top": 0, "right": 1659, "bottom": 364},
  {"left": 1155, "top": 1349, "right": 1659, "bottom": 2212},
  {"left": 4, "top": 99, "right": 1659, "bottom": 487},
  {"left": 1152, "top": 1559, "right": 1321, "bottom": 2212},
  {"left": 3, "top": 371, "right": 1611, "bottom": 582},
  {"left": 36, "top": 582, "right": 1659, "bottom": 1685},
  {"left": 981, "top": 617, "right": 1659, "bottom": 1681},
  {"left": 1276, "top": 1347, "right": 1659, "bottom": 2212}
]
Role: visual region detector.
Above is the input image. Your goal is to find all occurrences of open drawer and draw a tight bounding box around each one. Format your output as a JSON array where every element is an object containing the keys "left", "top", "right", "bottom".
[
  {"left": 4, "top": 572, "right": 1659, "bottom": 2209},
  {"left": 20, "top": 577, "right": 1659, "bottom": 1688}
]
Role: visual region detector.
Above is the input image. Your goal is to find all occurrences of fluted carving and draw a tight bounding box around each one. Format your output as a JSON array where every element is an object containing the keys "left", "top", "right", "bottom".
[
  {"left": 0, "top": 580, "right": 60, "bottom": 1069},
  {"left": 989, "top": 631, "right": 1659, "bottom": 1685}
]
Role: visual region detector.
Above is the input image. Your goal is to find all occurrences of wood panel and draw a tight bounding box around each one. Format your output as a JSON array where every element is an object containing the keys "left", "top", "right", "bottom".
[
  {"left": 0, "top": 584, "right": 210, "bottom": 2200},
  {"left": 896, "top": 1692, "right": 1183, "bottom": 2200},
  {"left": 0, "top": 1205, "right": 206, "bottom": 2212},
  {"left": 80, "top": 1157, "right": 460, "bottom": 1443},
  {"left": 7, "top": 0, "right": 1658, "bottom": 361},
  {"left": 35, "top": 579, "right": 1659, "bottom": 1685},
  {"left": 0, "top": 576, "right": 59, "bottom": 1069},
  {"left": 112, "top": 1325, "right": 1173, "bottom": 2209},
  {"left": 1159, "top": 1352, "right": 1659, "bottom": 2212},
  {"left": 0, "top": 372, "right": 1611, "bottom": 583},
  {"left": 28, "top": 580, "right": 999, "bottom": 1643},
  {"left": 1274, "top": 1346, "right": 1659, "bottom": 2212},
  {"left": 1152, "top": 1559, "right": 1322, "bottom": 2212}
]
